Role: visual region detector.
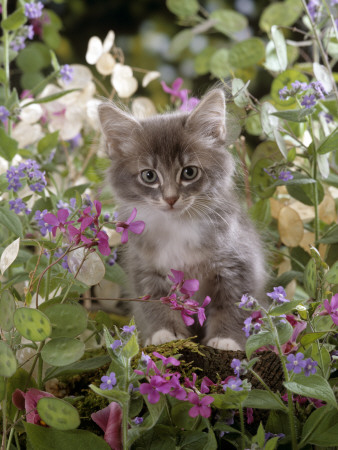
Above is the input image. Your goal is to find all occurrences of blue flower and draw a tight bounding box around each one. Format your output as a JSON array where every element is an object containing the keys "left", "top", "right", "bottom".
[
  {"left": 301, "top": 94, "right": 316, "bottom": 109},
  {"left": 303, "top": 358, "right": 318, "bottom": 376},
  {"left": 278, "top": 171, "right": 293, "bottom": 181},
  {"left": 279, "top": 86, "right": 290, "bottom": 100},
  {"left": 122, "top": 325, "right": 136, "bottom": 334},
  {"left": 223, "top": 377, "right": 243, "bottom": 392},
  {"left": 265, "top": 432, "right": 285, "bottom": 442},
  {"left": 24, "top": 1, "right": 44, "bottom": 19},
  {"left": 60, "top": 64, "right": 74, "bottom": 83},
  {"left": 242, "top": 317, "right": 252, "bottom": 338},
  {"left": 0, "top": 106, "right": 10, "bottom": 123},
  {"left": 9, "top": 198, "right": 31, "bottom": 215},
  {"left": 110, "top": 339, "right": 122, "bottom": 351},
  {"left": 133, "top": 417, "right": 143, "bottom": 425},
  {"left": 100, "top": 372, "right": 117, "bottom": 390},
  {"left": 231, "top": 358, "right": 246, "bottom": 377},
  {"left": 34, "top": 209, "right": 53, "bottom": 236},
  {"left": 286, "top": 352, "right": 306, "bottom": 374},
  {"left": 239, "top": 294, "right": 257, "bottom": 309},
  {"left": 267, "top": 286, "right": 289, "bottom": 304}
]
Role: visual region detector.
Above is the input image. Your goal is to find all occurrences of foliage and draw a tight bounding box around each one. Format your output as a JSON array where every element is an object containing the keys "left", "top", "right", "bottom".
[{"left": 0, "top": 1, "right": 337, "bottom": 450}]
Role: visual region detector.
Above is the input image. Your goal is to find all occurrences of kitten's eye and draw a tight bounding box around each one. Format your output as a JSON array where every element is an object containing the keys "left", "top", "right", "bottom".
[
  {"left": 141, "top": 169, "right": 158, "bottom": 184},
  {"left": 181, "top": 166, "right": 199, "bottom": 181}
]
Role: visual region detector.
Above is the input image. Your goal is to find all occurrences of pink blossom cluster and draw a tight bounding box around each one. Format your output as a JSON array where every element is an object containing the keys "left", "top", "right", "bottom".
[{"left": 160, "top": 269, "right": 211, "bottom": 326}]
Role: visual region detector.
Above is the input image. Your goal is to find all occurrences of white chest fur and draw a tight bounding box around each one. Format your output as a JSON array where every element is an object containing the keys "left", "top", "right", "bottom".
[{"left": 137, "top": 210, "right": 204, "bottom": 273}]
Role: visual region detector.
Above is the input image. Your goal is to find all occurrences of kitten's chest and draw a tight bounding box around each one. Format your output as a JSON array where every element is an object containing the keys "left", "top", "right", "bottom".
[{"left": 135, "top": 214, "right": 206, "bottom": 272}]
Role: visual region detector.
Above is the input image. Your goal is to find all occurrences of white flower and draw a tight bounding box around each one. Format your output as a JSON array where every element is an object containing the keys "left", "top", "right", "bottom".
[
  {"left": 111, "top": 63, "right": 138, "bottom": 98},
  {"left": 142, "top": 71, "right": 161, "bottom": 87},
  {"left": 19, "top": 99, "right": 43, "bottom": 124},
  {"left": 86, "top": 31, "right": 116, "bottom": 76},
  {"left": 12, "top": 121, "right": 44, "bottom": 148},
  {"left": 131, "top": 97, "right": 157, "bottom": 118}
]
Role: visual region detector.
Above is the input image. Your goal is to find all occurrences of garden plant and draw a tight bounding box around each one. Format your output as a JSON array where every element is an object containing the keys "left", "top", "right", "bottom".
[{"left": 0, "top": 0, "right": 337, "bottom": 449}]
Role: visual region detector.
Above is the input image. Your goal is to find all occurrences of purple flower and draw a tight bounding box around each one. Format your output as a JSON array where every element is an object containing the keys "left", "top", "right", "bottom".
[
  {"left": 133, "top": 417, "right": 143, "bottom": 425},
  {"left": 168, "top": 269, "right": 199, "bottom": 297},
  {"left": 200, "top": 376, "right": 214, "bottom": 394},
  {"left": 122, "top": 325, "right": 135, "bottom": 334},
  {"left": 10, "top": 36, "right": 26, "bottom": 51},
  {"left": 279, "top": 86, "right": 290, "bottom": 100},
  {"left": 246, "top": 407, "right": 254, "bottom": 424},
  {"left": 223, "top": 377, "right": 243, "bottom": 392},
  {"left": 307, "top": 0, "right": 321, "bottom": 21},
  {"left": 0, "top": 106, "right": 10, "bottom": 123},
  {"left": 303, "top": 358, "right": 318, "bottom": 376},
  {"left": 187, "top": 392, "right": 214, "bottom": 418},
  {"left": 115, "top": 208, "right": 145, "bottom": 244},
  {"left": 161, "top": 78, "right": 184, "bottom": 100},
  {"left": 265, "top": 432, "right": 285, "bottom": 442},
  {"left": 96, "top": 230, "right": 111, "bottom": 256},
  {"left": 231, "top": 358, "right": 246, "bottom": 377},
  {"left": 279, "top": 170, "right": 293, "bottom": 181},
  {"left": 168, "top": 375, "right": 187, "bottom": 401},
  {"left": 34, "top": 210, "right": 53, "bottom": 236},
  {"left": 323, "top": 294, "right": 338, "bottom": 325},
  {"left": 239, "top": 293, "right": 257, "bottom": 309},
  {"left": 100, "top": 372, "right": 117, "bottom": 390},
  {"left": 110, "top": 340, "right": 122, "bottom": 351},
  {"left": 139, "top": 375, "right": 173, "bottom": 404},
  {"left": 43, "top": 209, "right": 74, "bottom": 237},
  {"left": 197, "top": 296, "right": 211, "bottom": 326},
  {"left": 24, "top": 1, "right": 44, "bottom": 19},
  {"left": 9, "top": 198, "right": 31, "bottom": 215},
  {"left": 153, "top": 351, "right": 180, "bottom": 367},
  {"left": 291, "top": 80, "right": 308, "bottom": 92},
  {"left": 243, "top": 317, "right": 252, "bottom": 338},
  {"left": 267, "top": 286, "right": 289, "bottom": 304},
  {"left": 179, "top": 90, "right": 200, "bottom": 112},
  {"left": 60, "top": 64, "right": 73, "bottom": 83},
  {"left": 107, "top": 249, "right": 117, "bottom": 266},
  {"left": 311, "top": 81, "right": 327, "bottom": 99},
  {"left": 140, "top": 351, "right": 151, "bottom": 365},
  {"left": 68, "top": 217, "right": 93, "bottom": 245},
  {"left": 301, "top": 94, "right": 316, "bottom": 109},
  {"left": 286, "top": 352, "right": 306, "bottom": 374}
]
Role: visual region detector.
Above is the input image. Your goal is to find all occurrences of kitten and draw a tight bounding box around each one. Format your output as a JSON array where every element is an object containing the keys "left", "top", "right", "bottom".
[{"left": 98, "top": 89, "right": 267, "bottom": 350}]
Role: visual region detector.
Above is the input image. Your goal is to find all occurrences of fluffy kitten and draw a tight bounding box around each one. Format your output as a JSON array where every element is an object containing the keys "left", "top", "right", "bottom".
[{"left": 98, "top": 89, "right": 267, "bottom": 350}]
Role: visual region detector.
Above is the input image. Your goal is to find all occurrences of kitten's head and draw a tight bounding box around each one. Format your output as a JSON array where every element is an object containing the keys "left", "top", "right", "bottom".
[{"left": 99, "top": 89, "right": 235, "bottom": 219}]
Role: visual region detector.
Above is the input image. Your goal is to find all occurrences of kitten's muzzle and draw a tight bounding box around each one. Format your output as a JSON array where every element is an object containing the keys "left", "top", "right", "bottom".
[{"left": 164, "top": 196, "right": 179, "bottom": 208}]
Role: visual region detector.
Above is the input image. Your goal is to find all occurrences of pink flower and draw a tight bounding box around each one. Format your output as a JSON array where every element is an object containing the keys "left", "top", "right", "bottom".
[
  {"left": 281, "top": 321, "right": 307, "bottom": 354},
  {"left": 79, "top": 200, "right": 102, "bottom": 228},
  {"left": 96, "top": 230, "right": 111, "bottom": 256},
  {"left": 187, "top": 392, "right": 214, "bottom": 418},
  {"left": 323, "top": 294, "right": 338, "bottom": 325},
  {"left": 115, "top": 208, "right": 145, "bottom": 244},
  {"left": 43, "top": 209, "right": 74, "bottom": 237},
  {"left": 161, "top": 78, "right": 199, "bottom": 111},
  {"left": 168, "top": 374, "right": 187, "bottom": 401},
  {"left": 184, "top": 373, "right": 197, "bottom": 389},
  {"left": 153, "top": 351, "right": 180, "bottom": 367},
  {"left": 246, "top": 407, "right": 254, "bottom": 424},
  {"left": 161, "top": 78, "right": 184, "bottom": 101},
  {"left": 91, "top": 402, "right": 122, "bottom": 450},
  {"left": 168, "top": 269, "right": 199, "bottom": 297},
  {"left": 68, "top": 216, "right": 93, "bottom": 245},
  {"left": 200, "top": 376, "right": 214, "bottom": 394},
  {"left": 139, "top": 375, "right": 174, "bottom": 404},
  {"left": 12, "top": 388, "right": 54, "bottom": 425},
  {"left": 198, "top": 296, "right": 211, "bottom": 326}
]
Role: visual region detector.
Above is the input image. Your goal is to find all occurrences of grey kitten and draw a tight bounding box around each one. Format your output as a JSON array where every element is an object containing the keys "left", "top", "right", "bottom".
[{"left": 98, "top": 89, "right": 267, "bottom": 350}]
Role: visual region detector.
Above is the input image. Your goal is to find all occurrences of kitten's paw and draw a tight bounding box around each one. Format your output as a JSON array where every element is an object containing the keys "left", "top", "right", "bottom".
[
  {"left": 145, "top": 329, "right": 185, "bottom": 346},
  {"left": 206, "top": 337, "right": 243, "bottom": 351}
]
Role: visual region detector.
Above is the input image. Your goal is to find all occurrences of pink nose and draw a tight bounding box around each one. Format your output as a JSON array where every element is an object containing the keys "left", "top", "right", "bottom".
[{"left": 165, "top": 196, "right": 179, "bottom": 207}]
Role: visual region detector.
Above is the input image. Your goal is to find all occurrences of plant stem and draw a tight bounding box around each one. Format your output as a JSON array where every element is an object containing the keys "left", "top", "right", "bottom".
[
  {"left": 238, "top": 403, "right": 246, "bottom": 450},
  {"left": 1, "top": 381, "right": 7, "bottom": 450},
  {"left": 308, "top": 117, "right": 320, "bottom": 245},
  {"left": 249, "top": 368, "right": 288, "bottom": 411},
  {"left": 266, "top": 315, "right": 298, "bottom": 449}
]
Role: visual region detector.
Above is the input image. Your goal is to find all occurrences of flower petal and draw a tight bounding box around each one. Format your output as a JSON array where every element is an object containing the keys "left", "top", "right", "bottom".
[
  {"left": 121, "top": 229, "right": 129, "bottom": 244},
  {"left": 102, "top": 30, "right": 115, "bottom": 53},
  {"left": 129, "top": 220, "right": 145, "bottom": 235},
  {"left": 126, "top": 207, "right": 137, "bottom": 224},
  {"left": 86, "top": 36, "right": 103, "bottom": 65},
  {"left": 43, "top": 213, "right": 58, "bottom": 226},
  {"left": 91, "top": 402, "right": 122, "bottom": 450},
  {"left": 57, "top": 208, "right": 70, "bottom": 222}
]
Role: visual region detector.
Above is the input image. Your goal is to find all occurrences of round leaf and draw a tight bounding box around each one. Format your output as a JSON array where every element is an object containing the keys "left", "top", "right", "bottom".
[
  {"left": 41, "top": 337, "right": 85, "bottom": 366},
  {"left": 14, "top": 308, "right": 52, "bottom": 342},
  {"left": 229, "top": 38, "right": 265, "bottom": 69},
  {"left": 271, "top": 25, "right": 287, "bottom": 72},
  {"left": 168, "top": 29, "right": 193, "bottom": 57},
  {"left": 251, "top": 158, "right": 276, "bottom": 199},
  {"left": 0, "top": 341, "right": 17, "bottom": 378},
  {"left": 210, "top": 49, "right": 230, "bottom": 78},
  {"left": 68, "top": 247, "right": 105, "bottom": 286},
  {"left": 166, "top": 0, "right": 199, "bottom": 17},
  {"left": 44, "top": 303, "right": 88, "bottom": 338},
  {"left": 278, "top": 207, "right": 304, "bottom": 247},
  {"left": 287, "top": 179, "right": 324, "bottom": 206},
  {"left": 37, "top": 397, "right": 80, "bottom": 430},
  {"left": 210, "top": 9, "right": 248, "bottom": 37},
  {"left": 259, "top": 0, "right": 303, "bottom": 33},
  {"left": 16, "top": 42, "right": 51, "bottom": 73},
  {"left": 194, "top": 47, "right": 216, "bottom": 75},
  {"left": 0, "top": 290, "right": 15, "bottom": 331},
  {"left": 0, "top": 237, "right": 20, "bottom": 275}
]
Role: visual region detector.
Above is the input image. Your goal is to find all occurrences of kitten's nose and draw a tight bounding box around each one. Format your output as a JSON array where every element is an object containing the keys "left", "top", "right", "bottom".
[{"left": 165, "top": 196, "right": 179, "bottom": 207}]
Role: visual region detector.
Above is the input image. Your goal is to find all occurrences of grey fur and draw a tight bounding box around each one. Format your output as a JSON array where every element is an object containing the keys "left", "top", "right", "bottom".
[{"left": 98, "top": 89, "right": 267, "bottom": 349}]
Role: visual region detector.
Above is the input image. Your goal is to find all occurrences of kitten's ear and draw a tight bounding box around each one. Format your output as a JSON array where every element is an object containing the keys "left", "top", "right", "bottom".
[
  {"left": 185, "top": 89, "right": 226, "bottom": 142},
  {"left": 98, "top": 102, "right": 142, "bottom": 153}
]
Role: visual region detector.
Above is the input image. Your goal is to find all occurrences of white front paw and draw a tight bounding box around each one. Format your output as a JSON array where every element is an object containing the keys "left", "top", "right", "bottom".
[
  {"left": 206, "top": 337, "right": 242, "bottom": 351},
  {"left": 145, "top": 329, "right": 184, "bottom": 346}
]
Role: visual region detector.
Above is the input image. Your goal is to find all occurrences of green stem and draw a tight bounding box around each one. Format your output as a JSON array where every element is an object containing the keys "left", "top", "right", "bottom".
[
  {"left": 2, "top": 0, "right": 12, "bottom": 137},
  {"left": 249, "top": 368, "right": 288, "bottom": 411},
  {"left": 308, "top": 117, "right": 320, "bottom": 246},
  {"left": 6, "top": 411, "right": 19, "bottom": 450},
  {"left": 238, "top": 403, "right": 246, "bottom": 450},
  {"left": 266, "top": 315, "right": 298, "bottom": 450},
  {"left": 25, "top": 342, "right": 45, "bottom": 390},
  {"left": 122, "top": 400, "right": 129, "bottom": 450},
  {"left": 1, "top": 381, "right": 8, "bottom": 450}
]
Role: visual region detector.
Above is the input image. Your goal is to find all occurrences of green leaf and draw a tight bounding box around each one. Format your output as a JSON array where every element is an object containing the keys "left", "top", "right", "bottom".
[
  {"left": 261, "top": 102, "right": 279, "bottom": 139},
  {"left": 276, "top": 320, "right": 293, "bottom": 344},
  {"left": 317, "top": 127, "right": 338, "bottom": 154},
  {"left": 41, "top": 337, "right": 85, "bottom": 366},
  {"left": 211, "top": 389, "right": 249, "bottom": 409},
  {"left": 37, "top": 131, "right": 59, "bottom": 155},
  {"left": 232, "top": 78, "right": 249, "bottom": 108},
  {"left": 104, "top": 263, "right": 128, "bottom": 287},
  {"left": 301, "top": 405, "right": 338, "bottom": 447},
  {"left": 326, "top": 261, "right": 338, "bottom": 284},
  {"left": 179, "top": 430, "right": 209, "bottom": 449},
  {"left": 284, "top": 374, "right": 337, "bottom": 408},
  {"left": 16, "top": 42, "right": 51, "bottom": 73},
  {"left": 43, "top": 355, "right": 110, "bottom": 382},
  {"left": 168, "top": 29, "right": 193, "bottom": 57},
  {"left": 287, "top": 178, "right": 324, "bottom": 206},
  {"left": 172, "top": 403, "right": 208, "bottom": 431},
  {"left": 253, "top": 422, "right": 265, "bottom": 448},
  {"left": 319, "top": 225, "right": 338, "bottom": 244},
  {"left": 246, "top": 331, "right": 272, "bottom": 358},
  {"left": 271, "top": 107, "right": 314, "bottom": 122},
  {"left": 303, "top": 258, "right": 316, "bottom": 297},
  {"left": 300, "top": 332, "right": 327, "bottom": 347},
  {"left": 0, "top": 290, "right": 15, "bottom": 331},
  {"left": 229, "top": 38, "right": 265, "bottom": 69},
  {"left": 166, "top": 0, "right": 199, "bottom": 17},
  {"left": 245, "top": 112, "right": 263, "bottom": 136},
  {"left": 259, "top": 0, "right": 303, "bottom": 33},
  {"left": 24, "top": 89, "right": 79, "bottom": 106},
  {"left": 37, "top": 397, "right": 80, "bottom": 430},
  {"left": 0, "top": 129, "right": 19, "bottom": 161},
  {"left": 1, "top": 8, "right": 26, "bottom": 31},
  {"left": 14, "top": 308, "right": 52, "bottom": 342},
  {"left": 122, "top": 333, "right": 139, "bottom": 359},
  {"left": 271, "top": 25, "right": 287, "bottom": 71},
  {"left": 249, "top": 199, "right": 271, "bottom": 228},
  {"left": 243, "top": 390, "right": 286, "bottom": 411},
  {"left": 210, "top": 9, "right": 248, "bottom": 37},
  {"left": 269, "top": 299, "right": 305, "bottom": 316},
  {"left": 90, "top": 384, "right": 129, "bottom": 405},
  {"left": 194, "top": 47, "right": 216, "bottom": 75},
  {"left": 44, "top": 303, "right": 87, "bottom": 338},
  {"left": 24, "top": 423, "right": 110, "bottom": 450},
  {"left": 63, "top": 183, "right": 91, "bottom": 200},
  {"left": 0, "top": 341, "right": 17, "bottom": 378},
  {"left": 251, "top": 158, "right": 276, "bottom": 199},
  {"left": 210, "top": 49, "right": 230, "bottom": 78},
  {"left": 0, "top": 206, "right": 23, "bottom": 238}
]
